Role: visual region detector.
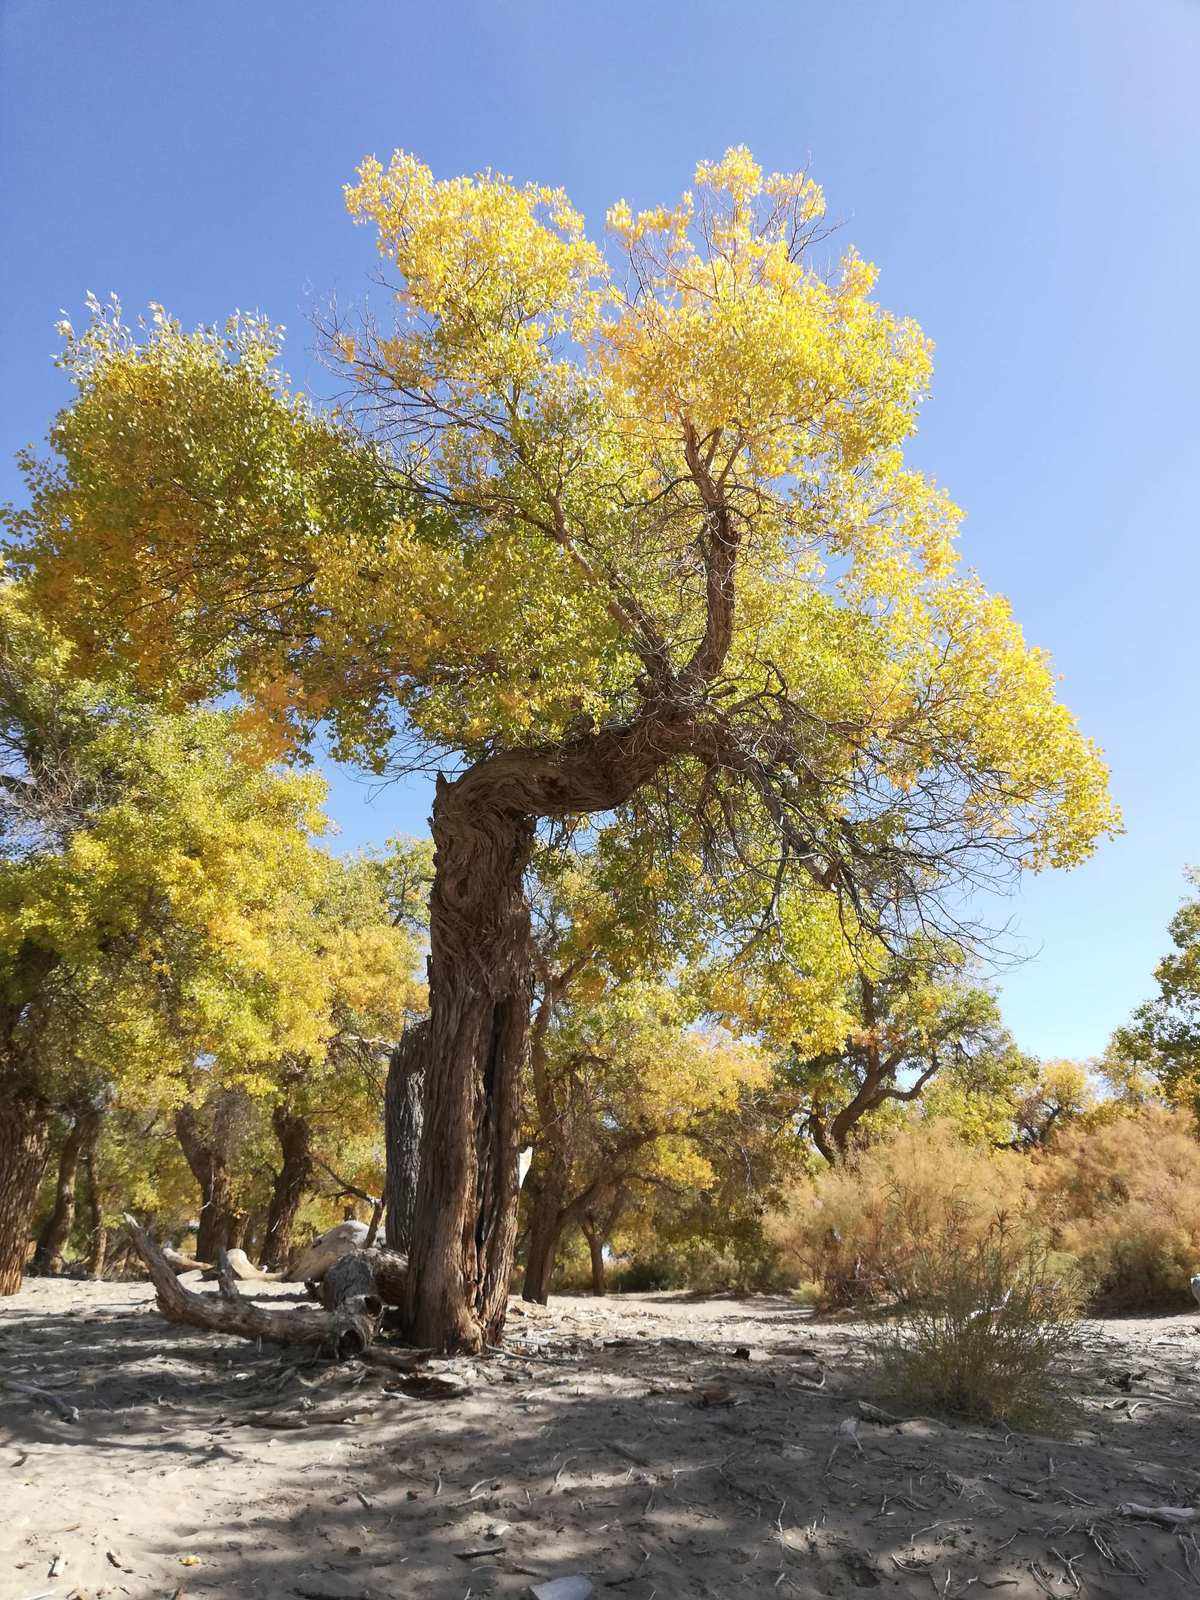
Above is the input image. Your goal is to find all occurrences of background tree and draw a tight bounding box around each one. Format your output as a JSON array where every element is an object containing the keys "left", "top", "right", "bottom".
[
  {"left": 8, "top": 151, "right": 1117, "bottom": 1347},
  {"left": 1109, "top": 869, "right": 1200, "bottom": 1116},
  {"left": 776, "top": 946, "right": 1020, "bottom": 1162},
  {"left": 260, "top": 841, "right": 429, "bottom": 1268},
  {"left": 522, "top": 975, "right": 766, "bottom": 1301},
  {"left": 0, "top": 580, "right": 329, "bottom": 1292}
]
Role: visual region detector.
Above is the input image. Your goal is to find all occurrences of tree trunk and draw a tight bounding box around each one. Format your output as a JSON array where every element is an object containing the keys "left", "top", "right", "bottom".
[
  {"left": 521, "top": 1164, "right": 567, "bottom": 1305},
  {"left": 79, "top": 1119, "right": 107, "bottom": 1277},
  {"left": 385, "top": 1028, "right": 425, "bottom": 1257},
  {"left": 175, "top": 1102, "right": 242, "bottom": 1263},
  {"left": 582, "top": 1219, "right": 606, "bottom": 1297},
  {"left": 260, "top": 1107, "right": 312, "bottom": 1270},
  {"left": 402, "top": 787, "right": 536, "bottom": 1352},
  {"left": 32, "top": 1110, "right": 92, "bottom": 1274},
  {"left": 0, "top": 1086, "right": 52, "bottom": 1295}
]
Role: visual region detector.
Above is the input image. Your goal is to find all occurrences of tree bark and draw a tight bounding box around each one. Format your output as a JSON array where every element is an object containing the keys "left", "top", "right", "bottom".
[
  {"left": 401, "top": 696, "right": 742, "bottom": 1350},
  {"left": 402, "top": 791, "right": 537, "bottom": 1352},
  {"left": 175, "top": 1101, "right": 242, "bottom": 1263},
  {"left": 0, "top": 1085, "right": 51, "bottom": 1295},
  {"left": 521, "top": 1169, "right": 567, "bottom": 1305},
  {"left": 79, "top": 1115, "right": 107, "bottom": 1276},
  {"left": 260, "top": 1107, "right": 313, "bottom": 1270},
  {"left": 385, "top": 1027, "right": 426, "bottom": 1257},
  {"left": 582, "top": 1218, "right": 606, "bottom": 1297},
  {"left": 32, "top": 1110, "right": 92, "bottom": 1274}
]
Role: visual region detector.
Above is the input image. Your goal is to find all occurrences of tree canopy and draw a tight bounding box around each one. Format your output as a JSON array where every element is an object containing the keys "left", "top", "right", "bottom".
[{"left": 4, "top": 148, "right": 1118, "bottom": 1347}]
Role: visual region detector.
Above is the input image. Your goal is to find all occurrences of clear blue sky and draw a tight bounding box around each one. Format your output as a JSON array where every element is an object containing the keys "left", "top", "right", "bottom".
[{"left": 3, "top": 1, "right": 1198, "bottom": 1062}]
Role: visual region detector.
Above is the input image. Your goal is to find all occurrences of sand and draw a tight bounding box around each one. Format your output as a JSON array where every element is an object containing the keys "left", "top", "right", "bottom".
[{"left": 2, "top": 1276, "right": 1199, "bottom": 1598}]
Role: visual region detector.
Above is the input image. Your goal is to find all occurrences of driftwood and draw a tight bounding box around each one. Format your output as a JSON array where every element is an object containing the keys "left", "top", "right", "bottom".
[
  {"left": 161, "top": 1246, "right": 212, "bottom": 1275},
  {"left": 125, "top": 1217, "right": 380, "bottom": 1359},
  {"left": 203, "top": 1247, "right": 283, "bottom": 1284},
  {"left": 286, "top": 1220, "right": 370, "bottom": 1284},
  {"left": 320, "top": 1247, "right": 409, "bottom": 1311},
  {"left": 125, "top": 1219, "right": 423, "bottom": 1371}
]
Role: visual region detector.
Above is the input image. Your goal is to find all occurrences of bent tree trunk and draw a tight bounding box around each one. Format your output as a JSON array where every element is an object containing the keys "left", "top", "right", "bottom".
[
  {"left": 402, "top": 785, "right": 536, "bottom": 1352},
  {"left": 402, "top": 711, "right": 702, "bottom": 1351},
  {"left": 385, "top": 1027, "right": 426, "bottom": 1257},
  {"left": 260, "top": 1107, "right": 313, "bottom": 1270},
  {"left": 0, "top": 1085, "right": 52, "bottom": 1295},
  {"left": 175, "top": 1103, "right": 242, "bottom": 1263}
]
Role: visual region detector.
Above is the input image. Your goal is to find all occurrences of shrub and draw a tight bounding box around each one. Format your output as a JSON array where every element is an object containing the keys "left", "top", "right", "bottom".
[
  {"left": 608, "top": 1236, "right": 802, "bottom": 1295},
  {"left": 1033, "top": 1106, "right": 1200, "bottom": 1309},
  {"left": 871, "top": 1219, "right": 1082, "bottom": 1430},
  {"left": 771, "top": 1121, "right": 1033, "bottom": 1308}
]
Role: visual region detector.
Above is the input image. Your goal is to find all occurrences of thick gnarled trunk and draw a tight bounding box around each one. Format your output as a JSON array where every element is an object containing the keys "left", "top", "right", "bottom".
[
  {"left": 260, "top": 1107, "right": 312, "bottom": 1270},
  {"left": 0, "top": 1087, "right": 51, "bottom": 1295},
  {"left": 402, "top": 785, "right": 535, "bottom": 1352},
  {"left": 385, "top": 1027, "right": 426, "bottom": 1257}
]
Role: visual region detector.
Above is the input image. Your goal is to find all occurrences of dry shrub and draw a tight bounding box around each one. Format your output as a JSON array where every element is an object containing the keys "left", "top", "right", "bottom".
[
  {"left": 1034, "top": 1106, "right": 1200, "bottom": 1309},
  {"left": 871, "top": 1220, "right": 1082, "bottom": 1430},
  {"left": 771, "top": 1122, "right": 1032, "bottom": 1308}
]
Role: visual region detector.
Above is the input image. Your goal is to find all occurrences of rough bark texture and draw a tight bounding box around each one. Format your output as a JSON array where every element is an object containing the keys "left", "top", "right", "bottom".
[
  {"left": 402, "top": 792, "right": 537, "bottom": 1352},
  {"left": 0, "top": 1087, "right": 51, "bottom": 1295},
  {"left": 260, "top": 1107, "right": 313, "bottom": 1270},
  {"left": 31, "top": 1110, "right": 91, "bottom": 1274},
  {"left": 401, "top": 492, "right": 745, "bottom": 1353},
  {"left": 384, "top": 1029, "right": 426, "bottom": 1257},
  {"left": 175, "top": 1101, "right": 243, "bottom": 1262}
]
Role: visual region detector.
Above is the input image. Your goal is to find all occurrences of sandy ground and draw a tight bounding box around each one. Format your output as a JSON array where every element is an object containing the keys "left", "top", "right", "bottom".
[{"left": 2, "top": 1278, "right": 1199, "bottom": 1599}]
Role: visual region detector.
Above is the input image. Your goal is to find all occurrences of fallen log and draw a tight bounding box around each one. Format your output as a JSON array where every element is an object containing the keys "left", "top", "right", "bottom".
[
  {"left": 286, "top": 1220, "right": 370, "bottom": 1284},
  {"left": 125, "top": 1217, "right": 381, "bottom": 1359},
  {"left": 203, "top": 1247, "right": 283, "bottom": 1284},
  {"left": 320, "top": 1247, "right": 408, "bottom": 1312},
  {"left": 162, "top": 1246, "right": 212, "bottom": 1275}
]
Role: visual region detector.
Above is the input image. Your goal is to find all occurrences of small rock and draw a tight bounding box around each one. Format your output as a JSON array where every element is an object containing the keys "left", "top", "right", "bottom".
[{"left": 531, "top": 1580, "right": 594, "bottom": 1600}]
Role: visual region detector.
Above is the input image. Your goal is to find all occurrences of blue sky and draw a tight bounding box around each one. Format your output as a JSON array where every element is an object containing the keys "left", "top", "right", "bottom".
[{"left": 2, "top": 0, "right": 1198, "bottom": 1061}]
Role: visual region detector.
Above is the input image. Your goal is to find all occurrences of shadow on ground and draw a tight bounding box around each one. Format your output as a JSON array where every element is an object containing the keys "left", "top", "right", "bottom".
[{"left": 3, "top": 1281, "right": 1199, "bottom": 1598}]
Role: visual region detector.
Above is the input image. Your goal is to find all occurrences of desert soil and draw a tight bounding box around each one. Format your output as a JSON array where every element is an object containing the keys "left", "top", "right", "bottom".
[{"left": 2, "top": 1277, "right": 1199, "bottom": 1599}]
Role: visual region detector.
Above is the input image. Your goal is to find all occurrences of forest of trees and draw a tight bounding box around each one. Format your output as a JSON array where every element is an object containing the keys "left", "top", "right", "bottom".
[{"left": 3, "top": 147, "right": 1198, "bottom": 1351}]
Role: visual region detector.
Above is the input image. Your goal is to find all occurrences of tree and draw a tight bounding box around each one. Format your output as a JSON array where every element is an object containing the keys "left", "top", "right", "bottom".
[
  {"left": 1110, "top": 870, "right": 1200, "bottom": 1116},
  {"left": 0, "top": 579, "right": 329, "bottom": 1293},
  {"left": 522, "top": 975, "right": 765, "bottom": 1302},
  {"left": 31, "top": 1101, "right": 105, "bottom": 1274},
  {"left": 8, "top": 152, "right": 1116, "bottom": 1346},
  {"left": 778, "top": 948, "right": 1024, "bottom": 1162},
  {"left": 260, "top": 841, "right": 429, "bottom": 1267}
]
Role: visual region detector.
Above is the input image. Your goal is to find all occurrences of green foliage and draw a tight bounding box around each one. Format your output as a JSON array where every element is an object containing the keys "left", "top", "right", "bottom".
[
  {"left": 1110, "top": 870, "right": 1200, "bottom": 1115},
  {"left": 0, "top": 578, "right": 332, "bottom": 1111}
]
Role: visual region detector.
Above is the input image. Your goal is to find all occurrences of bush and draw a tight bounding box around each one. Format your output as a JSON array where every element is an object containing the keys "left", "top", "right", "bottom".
[
  {"left": 872, "top": 1219, "right": 1082, "bottom": 1430},
  {"left": 771, "top": 1122, "right": 1033, "bottom": 1308},
  {"left": 607, "top": 1235, "right": 802, "bottom": 1295},
  {"left": 1034, "top": 1106, "right": 1200, "bottom": 1309}
]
